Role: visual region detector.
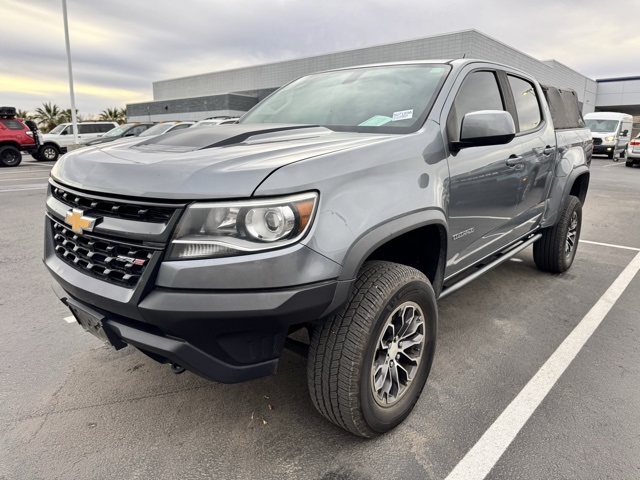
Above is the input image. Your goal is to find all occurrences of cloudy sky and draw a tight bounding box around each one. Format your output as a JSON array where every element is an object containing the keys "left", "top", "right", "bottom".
[{"left": 2, "top": 0, "right": 639, "bottom": 116}]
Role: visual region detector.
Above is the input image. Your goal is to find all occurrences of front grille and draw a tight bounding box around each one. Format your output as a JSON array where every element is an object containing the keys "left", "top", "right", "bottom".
[
  {"left": 592, "top": 138, "right": 602, "bottom": 145},
  {"left": 52, "top": 220, "right": 155, "bottom": 287},
  {"left": 52, "top": 185, "right": 176, "bottom": 222}
]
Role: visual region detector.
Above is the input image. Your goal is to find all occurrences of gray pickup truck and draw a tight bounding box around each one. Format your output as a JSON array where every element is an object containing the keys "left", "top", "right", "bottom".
[{"left": 44, "top": 59, "right": 592, "bottom": 437}]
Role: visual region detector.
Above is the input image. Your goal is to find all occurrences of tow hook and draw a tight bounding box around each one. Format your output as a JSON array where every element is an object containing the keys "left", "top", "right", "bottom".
[{"left": 171, "top": 363, "right": 186, "bottom": 375}]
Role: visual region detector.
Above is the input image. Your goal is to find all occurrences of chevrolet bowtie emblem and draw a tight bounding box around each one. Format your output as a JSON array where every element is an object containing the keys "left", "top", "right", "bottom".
[{"left": 64, "top": 208, "right": 99, "bottom": 234}]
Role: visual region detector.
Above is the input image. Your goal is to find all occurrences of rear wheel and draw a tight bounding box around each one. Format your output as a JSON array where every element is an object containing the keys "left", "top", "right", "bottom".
[
  {"left": 0, "top": 145, "right": 22, "bottom": 167},
  {"left": 307, "top": 261, "right": 437, "bottom": 437},
  {"left": 31, "top": 152, "right": 42, "bottom": 161},
  {"left": 533, "top": 195, "right": 582, "bottom": 273},
  {"left": 39, "top": 144, "right": 60, "bottom": 161}
]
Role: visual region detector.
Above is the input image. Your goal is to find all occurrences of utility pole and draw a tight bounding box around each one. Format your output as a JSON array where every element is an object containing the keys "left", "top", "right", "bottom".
[{"left": 62, "top": 0, "right": 78, "bottom": 145}]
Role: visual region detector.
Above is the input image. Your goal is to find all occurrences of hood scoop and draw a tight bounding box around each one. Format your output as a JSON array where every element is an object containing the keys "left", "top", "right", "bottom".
[{"left": 131, "top": 124, "right": 327, "bottom": 153}]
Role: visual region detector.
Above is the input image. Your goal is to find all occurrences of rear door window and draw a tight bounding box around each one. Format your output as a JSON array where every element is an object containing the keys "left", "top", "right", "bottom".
[
  {"left": 78, "top": 124, "right": 96, "bottom": 134},
  {"left": 96, "top": 124, "right": 115, "bottom": 133},
  {"left": 508, "top": 75, "right": 542, "bottom": 133}
]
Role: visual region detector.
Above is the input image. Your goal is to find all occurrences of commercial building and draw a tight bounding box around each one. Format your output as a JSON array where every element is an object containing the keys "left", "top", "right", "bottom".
[{"left": 127, "top": 29, "right": 639, "bottom": 130}]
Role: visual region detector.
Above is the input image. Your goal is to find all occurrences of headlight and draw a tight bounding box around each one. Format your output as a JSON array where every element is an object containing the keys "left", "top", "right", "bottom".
[
  {"left": 167, "top": 192, "right": 318, "bottom": 260},
  {"left": 604, "top": 136, "right": 615, "bottom": 142}
]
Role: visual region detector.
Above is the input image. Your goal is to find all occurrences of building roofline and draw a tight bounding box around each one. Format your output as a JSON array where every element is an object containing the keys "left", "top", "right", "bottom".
[
  {"left": 153, "top": 29, "right": 492, "bottom": 85},
  {"left": 596, "top": 76, "right": 640, "bottom": 83}
]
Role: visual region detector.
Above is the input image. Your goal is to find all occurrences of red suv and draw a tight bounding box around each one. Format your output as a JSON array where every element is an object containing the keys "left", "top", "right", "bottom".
[{"left": 0, "top": 106, "right": 40, "bottom": 167}]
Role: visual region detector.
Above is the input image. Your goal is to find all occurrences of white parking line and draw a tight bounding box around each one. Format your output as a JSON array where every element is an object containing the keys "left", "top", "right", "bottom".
[
  {"left": 63, "top": 316, "right": 76, "bottom": 324},
  {"left": 603, "top": 162, "right": 624, "bottom": 168},
  {"left": 0, "top": 185, "right": 47, "bottom": 193},
  {"left": 582, "top": 239, "right": 640, "bottom": 252},
  {"left": 0, "top": 169, "right": 51, "bottom": 176},
  {"left": 0, "top": 176, "right": 51, "bottom": 182},
  {"left": 445, "top": 251, "right": 640, "bottom": 480}
]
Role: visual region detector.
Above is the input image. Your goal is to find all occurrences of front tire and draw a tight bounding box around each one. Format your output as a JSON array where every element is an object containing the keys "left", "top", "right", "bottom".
[
  {"left": 0, "top": 145, "right": 22, "bottom": 167},
  {"left": 533, "top": 195, "right": 582, "bottom": 273},
  {"left": 307, "top": 261, "right": 437, "bottom": 437},
  {"left": 39, "top": 144, "right": 60, "bottom": 161},
  {"left": 626, "top": 161, "right": 633, "bottom": 167}
]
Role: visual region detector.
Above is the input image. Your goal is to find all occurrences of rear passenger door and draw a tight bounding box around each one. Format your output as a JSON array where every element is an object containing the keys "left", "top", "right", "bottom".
[
  {"left": 443, "top": 67, "right": 522, "bottom": 277},
  {"left": 505, "top": 73, "right": 556, "bottom": 228}
]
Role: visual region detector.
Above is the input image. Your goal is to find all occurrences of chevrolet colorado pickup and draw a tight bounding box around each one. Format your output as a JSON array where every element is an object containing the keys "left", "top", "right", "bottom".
[{"left": 44, "top": 59, "right": 591, "bottom": 437}]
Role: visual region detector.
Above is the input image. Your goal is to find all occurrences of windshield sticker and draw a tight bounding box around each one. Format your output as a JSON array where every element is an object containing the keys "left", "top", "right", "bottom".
[
  {"left": 392, "top": 110, "right": 413, "bottom": 121},
  {"left": 359, "top": 115, "right": 393, "bottom": 126}
]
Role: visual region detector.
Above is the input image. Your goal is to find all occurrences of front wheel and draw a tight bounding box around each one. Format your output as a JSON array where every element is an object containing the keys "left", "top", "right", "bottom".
[
  {"left": 626, "top": 161, "right": 634, "bottom": 167},
  {"left": 307, "top": 261, "right": 437, "bottom": 437},
  {"left": 533, "top": 195, "right": 582, "bottom": 273},
  {"left": 39, "top": 144, "right": 60, "bottom": 161},
  {"left": 0, "top": 145, "right": 22, "bottom": 167}
]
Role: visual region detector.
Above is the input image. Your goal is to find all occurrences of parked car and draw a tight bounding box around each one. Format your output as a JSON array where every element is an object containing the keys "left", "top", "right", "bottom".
[
  {"left": 194, "top": 118, "right": 240, "bottom": 127},
  {"left": 0, "top": 106, "right": 41, "bottom": 167},
  {"left": 38, "top": 121, "right": 118, "bottom": 161},
  {"left": 44, "top": 59, "right": 591, "bottom": 437},
  {"left": 584, "top": 112, "right": 633, "bottom": 159},
  {"left": 625, "top": 133, "right": 640, "bottom": 167},
  {"left": 80, "top": 123, "right": 154, "bottom": 146},
  {"left": 132, "top": 121, "right": 194, "bottom": 138}
]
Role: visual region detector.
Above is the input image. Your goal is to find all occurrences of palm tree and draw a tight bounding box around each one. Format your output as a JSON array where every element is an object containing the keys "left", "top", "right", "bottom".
[
  {"left": 59, "top": 108, "right": 83, "bottom": 123},
  {"left": 16, "top": 109, "right": 32, "bottom": 120},
  {"left": 99, "top": 107, "right": 126, "bottom": 124},
  {"left": 34, "top": 102, "right": 62, "bottom": 132}
]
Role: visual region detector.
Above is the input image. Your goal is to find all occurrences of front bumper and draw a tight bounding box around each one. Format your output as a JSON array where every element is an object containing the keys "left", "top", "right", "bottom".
[
  {"left": 54, "top": 276, "right": 337, "bottom": 383},
  {"left": 593, "top": 144, "right": 616, "bottom": 155},
  {"left": 44, "top": 216, "right": 345, "bottom": 383}
]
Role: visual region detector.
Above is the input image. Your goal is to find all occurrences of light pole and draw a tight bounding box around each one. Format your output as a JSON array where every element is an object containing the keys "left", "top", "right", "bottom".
[{"left": 62, "top": 0, "right": 78, "bottom": 145}]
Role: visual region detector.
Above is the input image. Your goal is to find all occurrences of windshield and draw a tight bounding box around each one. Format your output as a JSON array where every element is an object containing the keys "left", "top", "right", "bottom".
[
  {"left": 49, "top": 124, "right": 67, "bottom": 134},
  {"left": 586, "top": 119, "right": 619, "bottom": 133},
  {"left": 241, "top": 64, "right": 451, "bottom": 133},
  {"left": 103, "top": 125, "right": 130, "bottom": 137},
  {"left": 138, "top": 123, "right": 175, "bottom": 137}
]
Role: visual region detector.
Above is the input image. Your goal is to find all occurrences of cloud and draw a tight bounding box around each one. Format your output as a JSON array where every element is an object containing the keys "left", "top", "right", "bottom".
[{"left": 2, "top": 0, "right": 639, "bottom": 115}]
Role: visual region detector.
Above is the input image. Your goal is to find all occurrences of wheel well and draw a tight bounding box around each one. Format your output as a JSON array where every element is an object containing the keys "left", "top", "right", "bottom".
[
  {"left": 365, "top": 224, "right": 446, "bottom": 295},
  {"left": 569, "top": 172, "right": 590, "bottom": 205},
  {"left": 41, "top": 142, "right": 60, "bottom": 151},
  {"left": 0, "top": 142, "right": 21, "bottom": 150}
]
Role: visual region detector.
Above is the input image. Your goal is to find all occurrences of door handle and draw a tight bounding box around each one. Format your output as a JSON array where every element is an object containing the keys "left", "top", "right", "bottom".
[
  {"left": 542, "top": 146, "right": 555, "bottom": 155},
  {"left": 506, "top": 155, "right": 523, "bottom": 167}
]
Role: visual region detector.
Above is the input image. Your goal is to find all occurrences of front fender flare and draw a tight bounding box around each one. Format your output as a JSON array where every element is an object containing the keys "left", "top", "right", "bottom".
[{"left": 319, "top": 209, "right": 448, "bottom": 318}]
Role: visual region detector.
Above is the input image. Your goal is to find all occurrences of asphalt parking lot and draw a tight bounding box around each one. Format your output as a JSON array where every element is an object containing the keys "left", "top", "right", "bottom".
[{"left": 1, "top": 155, "right": 639, "bottom": 480}]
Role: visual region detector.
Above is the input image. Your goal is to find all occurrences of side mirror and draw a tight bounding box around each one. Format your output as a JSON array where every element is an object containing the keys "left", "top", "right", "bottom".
[
  {"left": 124, "top": 133, "right": 134, "bottom": 137},
  {"left": 60, "top": 129, "right": 68, "bottom": 135},
  {"left": 621, "top": 129, "right": 629, "bottom": 137},
  {"left": 452, "top": 110, "right": 516, "bottom": 151}
]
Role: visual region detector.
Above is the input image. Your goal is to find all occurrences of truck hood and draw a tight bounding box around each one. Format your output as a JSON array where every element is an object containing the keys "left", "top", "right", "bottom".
[{"left": 50, "top": 124, "right": 393, "bottom": 199}]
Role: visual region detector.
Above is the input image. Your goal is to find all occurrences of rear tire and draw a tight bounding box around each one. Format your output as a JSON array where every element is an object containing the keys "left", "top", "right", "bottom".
[
  {"left": 533, "top": 195, "right": 582, "bottom": 273},
  {"left": 31, "top": 152, "right": 42, "bottom": 161},
  {"left": 0, "top": 145, "right": 22, "bottom": 167},
  {"left": 307, "top": 261, "right": 437, "bottom": 438},
  {"left": 39, "top": 144, "right": 60, "bottom": 161}
]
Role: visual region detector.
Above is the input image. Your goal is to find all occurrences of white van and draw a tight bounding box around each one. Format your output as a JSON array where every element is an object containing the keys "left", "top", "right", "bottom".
[
  {"left": 584, "top": 112, "right": 633, "bottom": 159},
  {"left": 38, "top": 121, "right": 118, "bottom": 161}
]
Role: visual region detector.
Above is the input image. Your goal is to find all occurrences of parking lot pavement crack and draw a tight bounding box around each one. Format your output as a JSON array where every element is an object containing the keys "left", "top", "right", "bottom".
[{"left": 15, "top": 383, "right": 215, "bottom": 423}]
